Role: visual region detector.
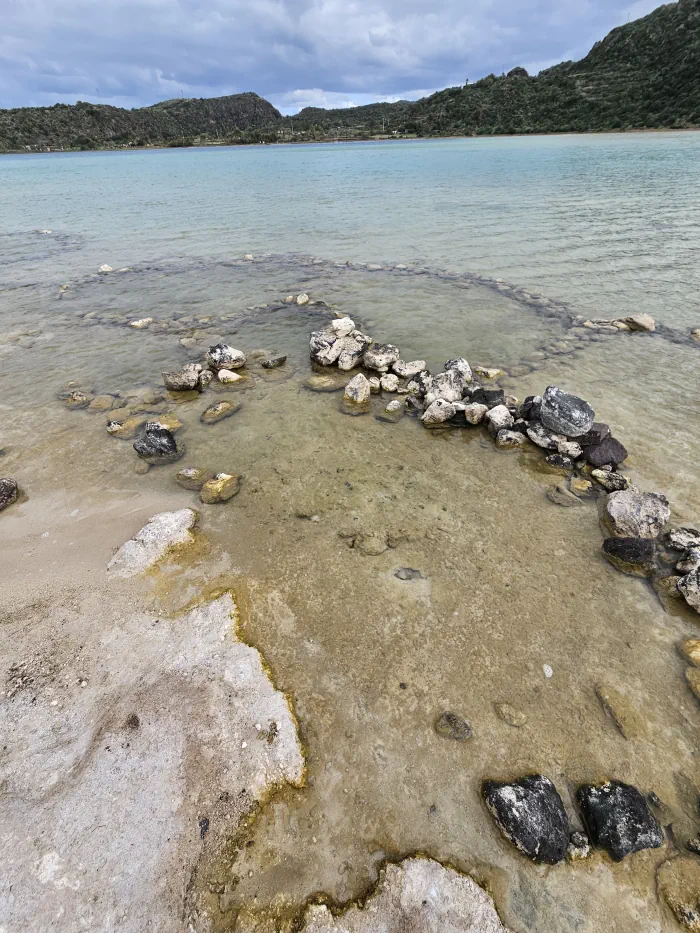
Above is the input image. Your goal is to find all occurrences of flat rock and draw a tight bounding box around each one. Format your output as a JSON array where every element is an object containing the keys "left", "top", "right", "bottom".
[
  {"left": 657, "top": 857, "right": 700, "bottom": 932},
  {"left": 107, "top": 414, "right": 150, "bottom": 439},
  {"left": 434, "top": 712, "right": 472, "bottom": 741},
  {"left": 300, "top": 857, "right": 509, "bottom": 932},
  {"left": 595, "top": 682, "right": 648, "bottom": 739},
  {"left": 603, "top": 537, "right": 656, "bottom": 577},
  {"left": 261, "top": 355, "right": 287, "bottom": 369},
  {"left": 201, "top": 400, "right": 241, "bottom": 424},
  {"left": 200, "top": 473, "right": 241, "bottom": 504},
  {"left": 392, "top": 359, "right": 426, "bottom": 378},
  {"left": 603, "top": 487, "right": 670, "bottom": 539},
  {"left": 576, "top": 781, "right": 663, "bottom": 861},
  {"left": 206, "top": 343, "right": 246, "bottom": 371},
  {"left": 668, "top": 527, "right": 700, "bottom": 551},
  {"left": 0, "top": 477, "right": 19, "bottom": 512},
  {"left": 470, "top": 387, "right": 505, "bottom": 408},
  {"left": 176, "top": 467, "right": 214, "bottom": 490},
  {"left": 303, "top": 374, "right": 345, "bottom": 393},
  {"left": 483, "top": 774, "right": 569, "bottom": 864},
  {"left": 88, "top": 394, "right": 117, "bottom": 412},
  {"left": 547, "top": 484, "right": 583, "bottom": 507},
  {"left": 540, "top": 385, "right": 595, "bottom": 437},
  {"left": 107, "top": 508, "right": 198, "bottom": 577},
  {"left": 621, "top": 313, "right": 655, "bottom": 332}
]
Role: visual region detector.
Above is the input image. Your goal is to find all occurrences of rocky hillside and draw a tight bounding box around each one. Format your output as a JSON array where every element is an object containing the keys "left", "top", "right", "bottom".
[
  {"left": 292, "top": 0, "right": 700, "bottom": 136},
  {"left": 0, "top": 92, "right": 282, "bottom": 151}
]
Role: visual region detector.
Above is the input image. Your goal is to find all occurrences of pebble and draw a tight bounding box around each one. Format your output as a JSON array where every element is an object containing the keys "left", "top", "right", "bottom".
[
  {"left": 495, "top": 703, "right": 527, "bottom": 727},
  {"left": 434, "top": 711, "right": 472, "bottom": 741},
  {"left": 201, "top": 401, "right": 241, "bottom": 424}
]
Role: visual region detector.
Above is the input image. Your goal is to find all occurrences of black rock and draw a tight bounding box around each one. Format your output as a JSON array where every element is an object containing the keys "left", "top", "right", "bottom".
[
  {"left": 434, "top": 711, "right": 472, "bottom": 741},
  {"left": 512, "top": 418, "right": 529, "bottom": 435},
  {"left": 603, "top": 537, "right": 656, "bottom": 577},
  {"left": 580, "top": 422, "right": 611, "bottom": 447},
  {"left": 262, "top": 355, "right": 287, "bottom": 369},
  {"left": 544, "top": 454, "right": 574, "bottom": 474},
  {"left": 518, "top": 395, "right": 541, "bottom": 420},
  {"left": 133, "top": 424, "right": 183, "bottom": 464},
  {"left": 540, "top": 385, "right": 595, "bottom": 437},
  {"left": 583, "top": 436, "right": 628, "bottom": 468},
  {"left": 576, "top": 781, "right": 664, "bottom": 861},
  {"left": 470, "top": 387, "right": 505, "bottom": 409},
  {"left": 482, "top": 774, "right": 570, "bottom": 864},
  {"left": 0, "top": 477, "right": 19, "bottom": 512}
]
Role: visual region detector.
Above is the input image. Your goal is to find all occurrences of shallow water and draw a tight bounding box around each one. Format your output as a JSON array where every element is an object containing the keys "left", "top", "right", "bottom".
[{"left": 2, "top": 135, "right": 700, "bottom": 932}]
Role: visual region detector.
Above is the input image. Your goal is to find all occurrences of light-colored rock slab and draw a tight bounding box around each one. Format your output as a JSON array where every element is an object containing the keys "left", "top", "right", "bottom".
[{"left": 107, "top": 508, "right": 198, "bottom": 577}]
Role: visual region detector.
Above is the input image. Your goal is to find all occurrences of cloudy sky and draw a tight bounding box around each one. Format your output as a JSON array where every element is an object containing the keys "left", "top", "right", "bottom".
[{"left": 0, "top": 0, "right": 662, "bottom": 114}]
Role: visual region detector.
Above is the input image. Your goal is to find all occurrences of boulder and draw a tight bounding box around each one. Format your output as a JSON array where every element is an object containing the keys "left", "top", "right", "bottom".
[
  {"left": 576, "top": 781, "right": 663, "bottom": 860},
  {"left": 261, "top": 355, "right": 287, "bottom": 369},
  {"left": 363, "top": 343, "right": 400, "bottom": 373},
  {"left": 668, "top": 527, "right": 700, "bottom": 551},
  {"left": 175, "top": 468, "right": 214, "bottom": 491},
  {"left": 133, "top": 424, "right": 185, "bottom": 465},
  {"left": 482, "top": 774, "right": 570, "bottom": 864},
  {"left": 422, "top": 399, "right": 457, "bottom": 426},
  {"left": 583, "top": 435, "right": 628, "bottom": 468},
  {"left": 424, "top": 370, "right": 464, "bottom": 407},
  {"left": 470, "top": 387, "right": 505, "bottom": 408},
  {"left": 0, "top": 478, "right": 19, "bottom": 512},
  {"left": 591, "top": 470, "right": 629, "bottom": 492},
  {"left": 444, "top": 357, "right": 473, "bottom": 384},
  {"left": 539, "top": 386, "right": 595, "bottom": 437},
  {"left": 486, "top": 405, "right": 514, "bottom": 437},
  {"left": 495, "top": 430, "right": 526, "bottom": 450},
  {"left": 107, "top": 509, "right": 198, "bottom": 577},
  {"left": 206, "top": 343, "right": 246, "bottom": 371},
  {"left": 464, "top": 403, "right": 488, "bottom": 425},
  {"left": 621, "top": 314, "right": 655, "bottom": 332},
  {"left": 603, "top": 487, "right": 670, "bottom": 539},
  {"left": 201, "top": 400, "right": 240, "bottom": 424},
  {"left": 434, "top": 712, "right": 472, "bottom": 741},
  {"left": 679, "top": 570, "right": 700, "bottom": 613},
  {"left": 309, "top": 327, "right": 342, "bottom": 366},
  {"left": 200, "top": 473, "right": 241, "bottom": 504},
  {"left": 380, "top": 373, "right": 399, "bottom": 393},
  {"left": 163, "top": 364, "right": 201, "bottom": 392},
  {"left": 657, "top": 857, "right": 700, "bottom": 932},
  {"left": 337, "top": 332, "right": 372, "bottom": 371},
  {"left": 603, "top": 537, "right": 656, "bottom": 577},
  {"left": 344, "top": 374, "right": 371, "bottom": 405},
  {"left": 392, "top": 360, "right": 426, "bottom": 379}
]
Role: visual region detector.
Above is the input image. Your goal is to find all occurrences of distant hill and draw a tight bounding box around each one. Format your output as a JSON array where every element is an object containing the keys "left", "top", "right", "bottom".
[
  {"left": 0, "top": 92, "right": 282, "bottom": 152},
  {"left": 1, "top": 0, "right": 699, "bottom": 152}
]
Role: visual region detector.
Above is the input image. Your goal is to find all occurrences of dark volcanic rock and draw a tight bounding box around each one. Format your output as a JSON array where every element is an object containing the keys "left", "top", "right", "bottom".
[
  {"left": 518, "top": 395, "right": 542, "bottom": 421},
  {"left": 470, "top": 387, "right": 505, "bottom": 409},
  {"left": 580, "top": 422, "right": 611, "bottom": 447},
  {"left": 583, "top": 435, "right": 628, "bottom": 468},
  {"left": 603, "top": 537, "right": 656, "bottom": 577},
  {"left": 434, "top": 711, "right": 472, "bottom": 741},
  {"left": 576, "top": 781, "right": 663, "bottom": 861},
  {"left": 544, "top": 453, "right": 574, "bottom": 474},
  {"left": 0, "top": 477, "right": 19, "bottom": 512},
  {"left": 261, "top": 355, "right": 287, "bottom": 369},
  {"left": 540, "top": 385, "right": 595, "bottom": 437},
  {"left": 133, "top": 424, "right": 184, "bottom": 464},
  {"left": 482, "top": 774, "right": 570, "bottom": 864}
]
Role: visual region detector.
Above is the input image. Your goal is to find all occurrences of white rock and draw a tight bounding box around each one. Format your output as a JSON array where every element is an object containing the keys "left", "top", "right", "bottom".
[
  {"left": 207, "top": 343, "right": 247, "bottom": 371},
  {"left": 557, "top": 439, "right": 583, "bottom": 459},
  {"left": 380, "top": 374, "right": 399, "bottom": 392},
  {"left": 445, "top": 357, "right": 473, "bottom": 384},
  {"left": 364, "top": 343, "right": 401, "bottom": 373},
  {"left": 218, "top": 369, "right": 243, "bottom": 384},
  {"left": 463, "top": 403, "right": 489, "bottom": 425},
  {"left": 424, "top": 370, "right": 464, "bottom": 407},
  {"left": 393, "top": 360, "right": 427, "bottom": 378},
  {"left": 331, "top": 317, "right": 355, "bottom": 338},
  {"left": 496, "top": 429, "right": 526, "bottom": 449},
  {"left": 296, "top": 293, "right": 310, "bottom": 305},
  {"left": 98, "top": 264, "right": 113, "bottom": 273},
  {"left": 107, "top": 509, "right": 198, "bottom": 577},
  {"left": 486, "top": 405, "right": 514, "bottom": 436},
  {"left": 385, "top": 399, "right": 403, "bottom": 412},
  {"left": 368, "top": 377, "right": 381, "bottom": 394},
  {"left": 526, "top": 422, "right": 564, "bottom": 450},
  {"left": 604, "top": 487, "right": 671, "bottom": 539},
  {"left": 679, "top": 570, "right": 700, "bottom": 613},
  {"left": 620, "top": 314, "right": 655, "bottom": 332},
  {"left": 344, "top": 373, "right": 371, "bottom": 404},
  {"left": 422, "top": 399, "right": 456, "bottom": 425},
  {"left": 337, "top": 332, "right": 371, "bottom": 371},
  {"left": 473, "top": 366, "right": 504, "bottom": 380},
  {"left": 243, "top": 253, "right": 254, "bottom": 260},
  {"left": 129, "top": 318, "right": 153, "bottom": 329}
]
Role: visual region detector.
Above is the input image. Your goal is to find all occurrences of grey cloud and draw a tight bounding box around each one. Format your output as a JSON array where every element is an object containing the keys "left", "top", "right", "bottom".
[{"left": 0, "top": 0, "right": 663, "bottom": 112}]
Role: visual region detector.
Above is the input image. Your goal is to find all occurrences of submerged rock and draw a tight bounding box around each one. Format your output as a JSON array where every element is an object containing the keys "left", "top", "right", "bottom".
[
  {"left": 364, "top": 343, "right": 400, "bottom": 373},
  {"left": 680, "top": 638, "right": 700, "bottom": 667},
  {"left": 567, "top": 831, "right": 591, "bottom": 862},
  {"left": 473, "top": 365, "right": 504, "bottom": 380},
  {"left": 107, "top": 414, "right": 149, "bottom": 439},
  {"left": 162, "top": 363, "right": 201, "bottom": 392},
  {"left": 200, "top": 473, "right": 241, "bottom": 504},
  {"left": 303, "top": 374, "right": 345, "bottom": 393},
  {"left": 679, "top": 571, "right": 700, "bottom": 613},
  {"left": 603, "top": 537, "right": 656, "bottom": 577},
  {"left": 603, "top": 487, "right": 671, "bottom": 539},
  {"left": 678, "top": 548, "right": 700, "bottom": 574},
  {"left": 261, "top": 355, "right": 287, "bottom": 369},
  {"left": 133, "top": 424, "right": 185, "bottom": 465},
  {"left": 495, "top": 430, "right": 526, "bottom": 450},
  {"left": 434, "top": 711, "right": 472, "bottom": 741},
  {"left": 576, "top": 781, "right": 663, "bottom": 861},
  {"left": 107, "top": 508, "right": 198, "bottom": 577},
  {"left": 344, "top": 373, "right": 371, "bottom": 405},
  {"left": 539, "top": 385, "right": 595, "bottom": 437},
  {"left": 88, "top": 394, "right": 117, "bottom": 412},
  {"left": 570, "top": 476, "right": 594, "bottom": 498},
  {"left": 687, "top": 667, "right": 700, "bottom": 703},
  {"left": 653, "top": 574, "right": 683, "bottom": 611},
  {"left": 206, "top": 343, "right": 246, "bottom": 371},
  {"left": 547, "top": 484, "right": 583, "bottom": 507},
  {"left": 200, "top": 400, "right": 241, "bottom": 424},
  {"left": 65, "top": 390, "right": 93, "bottom": 410},
  {"left": 0, "top": 478, "right": 19, "bottom": 512},
  {"left": 657, "top": 857, "right": 700, "bottom": 932},
  {"left": 595, "top": 682, "right": 648, "bottom": 739},
  {"left": 175, "top": 467, "right": 214, "bottom": 491},
  {"left": 495, "top": 703, "right": 527, "bottom": 728},
  {"left": 482, "top": 774, "right": 570, "bottom": 864},
  {"left": 543, "top": 454, "right": 574, "bottom": 475}
]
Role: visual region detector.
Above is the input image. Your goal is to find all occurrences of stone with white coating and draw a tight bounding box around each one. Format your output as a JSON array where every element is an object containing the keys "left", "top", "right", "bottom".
[
  {"left": 482, "top": 774, "right": 570, "bottom": 864},
  {"left": 107, "top": 509, "right": 198, "bottom": 577},
  {"left": 331, "top": 317, "right": 355, "bottom": 337},
  {"left": 163, "top": 363, "right": 202, "bottom": 392},
  {"left": 496, "top": 430, "right": 526, "bottom": 449},
  {"left": 539, "top": 385, "right": 595, "bottom": 438},
  {"left": 486, "top": 405, "right": 514, "bottom": 437},
  {"left": 526, "top": 421, "right": 564, "bottom": 450},
  {"left": 576, "top": 781, "right": 663, "bottom": 861},
  {"left": 218, "top": 369, "right": 243, "bottom": 385},
  {"left": 0, "top": 477, "right": 19, "bottom": 512},
  {"left": 393, "top": 359, "right": 427, "bottom": 378},
  {"left": 463, "top": 403, "right": 488, "bottom": 425},
  {"left": 621, "top": 314, "right": 655, "bottom": 332},
  {"left": 424, "top": 370, "right": 464, "bottom": 407},
  {"left": 206, "top": 343, "right": 247, "bottom": 371},
  {"left": 344, "top": 374, "right": 371, "bottom": 405},
  {"left": 380, "top": 373, "right": 399, "bottom": 393},
  {"left": 603, "top": 487, "right": 671, "bottom": 539},
  {"left": 445, "top": 357, "right": 473, "bottom": 384},
  {"left": 363, "top": 343, "right": 401, "bottom": 373},
  {"left": 668, "top": 527, "right": 700, "bottom": 551},
  {"left": 679, "top": 570, "right": 700, "bottom": 613},
  {"left": 337, "top": 332, "right": 372, "bottom": 371},
  {"left": 422, "top": 399, "right": 457, "bottom": 425}
]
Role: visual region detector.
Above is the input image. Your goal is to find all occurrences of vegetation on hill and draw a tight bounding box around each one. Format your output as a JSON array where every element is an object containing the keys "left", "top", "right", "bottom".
[{"left": 0, "top": 0, "right": 698, "bottom": 152}]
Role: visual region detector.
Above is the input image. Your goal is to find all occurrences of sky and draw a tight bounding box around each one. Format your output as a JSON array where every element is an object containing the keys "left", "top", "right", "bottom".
[{"left": 0, "top": 0, "right": 664, "bottom": 114}]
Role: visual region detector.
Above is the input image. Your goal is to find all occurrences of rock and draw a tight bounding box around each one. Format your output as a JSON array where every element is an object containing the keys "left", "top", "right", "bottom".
[
  {"left": 424, "top": 370, "right": 464, "bottom": 407},
  {"left": 261, "top": 355, "right": 287, "bottom": 369},
  {"left": 621, "top": 314, "right": 655, "bottom": 332},
  {"left": 658, "top": 857, "right": 700, "bottom": 932},
  {"left": 576, "top": 781, "right": 663, "bottom": 861},
  {"left": 201, "top": 400, "right": 240, "bottom": 424},
  {"left": 567, "top": 831, "right": 591, "bottom": 862},
  {"left": 368, "top": 376, "right": 381, "bottom": 394},
  {"left": 162, "top": 364, "right": 201, "bottom": 392},
  {"left": 175, "top": 468, "right": 214, "bottom": 491},
  {"left": 206, "top": 343, "right": 246, "bottom": 371},
  {"left": 0, "top": 478, "right": 19, "bottom": 512},
  {"left": 570, "top": 476, "right": 594, "bottom": 498},
  {"left": 300, "top": 857, "right": 509, "bottom": 932},
  {"left": 689, "top": 838, "right": 700, "bottom": 856},
  {"left": 470, "top": 387, "right": 505, "bottom": 408},
  {"left": 686, "top": 667, "right": 700, "bottom": 702},
  {"left": 539, "top": 385, "right": 595, "bottom": 437},
  {"left": 495, "top": 430, "right": 526, "bottom": 449},
  {"left": 217, "top": 369, "right": 243, "bottom": 385},
  {"left": 380, "top": 373, "right": 399, "bottom": 393},
  {"left": 680, "top": 639, "right": 700, "bottom": 667},
  {"left": 557, "top": 439, "right": 583, "bottom": 459},
  {"left": 344, "top": 374, "right": 371, "bottom": 405},
  {"left": 434, "top": 711, "right": 472, "bottom": 741},
  {"left": 692, "top": 329, "right": 700, "bottom": 343},
  {"left": 198, "top": 370, "right": 213, "bottom": 389},
  {"left": 151, "top": 413, "right": 182, "bottom": 434},
  {"left": 668, "top": 527, "right": 700, "bottom": 551},
  {"left": 653, "top": 574, "right": 683, "bottom": 611},
  {"left": 678, "top": 548, "right": 700, "bottom": 574},
  {"left": 377, "top": 400, "right": 404, "bottom": 424},
  {"left": 473, "top": 365, "right": 504, "bottom": 380},
  {"left": 385, "top": 399, "right": 403, "bottom": 413},
  {"left": 337, "top": 332, "right": 372, "bottom": 371},
  {"left": 526, "top": 422, "right": 563, "bottom": 450},
  {"left": 485, "top": 405, "right": 514, "bottom": 437},
  {"left": 133, "top": 461, "right": 150, "bottom": 475},
  {"left": 296, "top": 293, "right": 310, "bottom": 305},
  {"left": 392, "top": 360, "right": 426, "bottom": 378},
  {"left": 309, "top": 327, "right": 342, "bottom": 366},
  {"left": 464, "top": 403, "right": 489, "bottom": 425},
  {"left": 583, "top": 436, "right": 628, "bottom": 468},
  {"left": 482, "top": 774, "right": 570, "bottom": 864},
  {"left": 543, "top": 454, "right": 574, "bottom": 475},
  {"left": 107, "top": 509, "right": 198, "bottom": 577},
  {"left": 595, "top": 682, "right": 648, "bottom": 739},
  {"left": 518, "top": 396, "right": 542, "bottom": 420},
  {"left": 444, "top": 357, "right": 473, "bottom": 384},
  {"left": 303, "top": 374, "right": 345, "bottom": 393},
  {"left": 200, "top": 473, "right": 241, "bottom": 504},
  {"left": 129, "top": 318, "right": 153, "bottom": 329},
  {"left": 547, "top": 484, "right": 583, "bottom": 507},
  {"left": 98, "top": 264, "right": 113, "bottom": 273},
  {"left": 603, "top": 537, "right": 656, "bottom": 577},
  {"left": 394, "top": 568, "right": 424, "bottom": 581},
  {"left": 107, "top": 414, "right": 150, "bottom": 439},
  {"left": 330, "top": 317, "right": 355, "bottom": 338},
  {"left": 133, "top": 424, "right": 185, "bottom": 465},
  {"left": 88, "top": 395, "right": 117, "bottom": 412},
  {"left": 422, "top": 399, "right": 456, "bottom": 426},
  {"left": 65, "top": 390, "right": 93, "bottom": 410},
  {"left": 495, "top": 703, "right": 527, "bottom": 727},
  {"left": 580, "top": 422, "right": 611, "bottom": 446},
  {"left": 591, "top": 469, "right": 630, "bottom": 492},
  {"left": 603, "top": 487, "right": 670, "bottom": 539},
  {"left": 364, "top": 343, "right": 401, "bottom": 373}
]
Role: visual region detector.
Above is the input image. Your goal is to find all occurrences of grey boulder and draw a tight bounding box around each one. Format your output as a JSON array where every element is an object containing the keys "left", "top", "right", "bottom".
[
  {"left": 540, "top": 385, "right": 595, "bottom": 437},
  {"left": 603, "top": 487, "right": 670, "bottom": 539}
]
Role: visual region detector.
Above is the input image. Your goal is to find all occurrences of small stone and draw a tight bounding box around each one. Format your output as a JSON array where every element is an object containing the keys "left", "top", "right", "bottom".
[
  {"left": 591, "top": 469, "right": 630, "bottom": 492},
  {"left": 392, "top": 360, "right": 426, "bottom": 378},
  {"left": 518, "top": 396, "right": 542, "bottom": 420},
  {"left": 621, "top": 314, "right": 655, "bottom": 332},
  {"left": 422, "top": 399, "right": 456, "bottom": 425},
  {"left": 543, "top": 454, "right": 574, "bottom": 475},
  {"left": 380, "top": 373, "right": 399, "bottom": 393},
  {"left": 303, "top": 374, "right": 345, "bottom": 393},
  {"left": 463, "top": 403, "right": 489, "bottom": 425},
  {"left": 65, "top": 391, "right": 93, "bottom": 410},
  {"left": 482, "top": 774, "right": 570, "bottom": 864},
  {"left": 567, "top": 831, "right": 591, "bottom": 862},
  {"left": 261, "top": 355, "right": 287, "bottom": 369},
  {"left": 485, "top": 405, "right": 514, "bottom": 437},
  {"left": 473, "top": 365, "right": 504, "bottom": 380},
  {"left": 201, "top": 401, "right": 240, "bottom": 424},
  {"left": 198, "top": 370, "right": 213, "bottom": 389},
  {"left": 603, "top": 487, "right": 670, "bottom": 539},
  {"left": 206, "top": 343, "right": 246, "bottom": 371},
  {"left": 200, "top": 473, "right": 241, "bottom": 504},
  {"left": 364, "top": 343, "right": 401, "bottom": 373},
  {"left": 686, "top": 667, "right": 700, "bottom": 703},
  {"left": 680, "top": 639, "right": 700, "bottom": 667},
  {"left": 344, "top": 373, "right": 371, "bottom": 405},
  {"left": 691, "top": 328, "right": 700, "bottom": 343},
  {"left": 162, "top": 364, "right": 201, "bottom": 392},
  {"left": 176, "top": 468, "right": 214, "bottom": 491},
  {"left": 152, "top": 413, "right": 182, "bottom": 434},
  {"left": 576, "top": 781, "right": 663, "bottom": 861},
  {"left": 218, "top": 369, "right": 243, "bottom": 385},
  {"left": 434, "top": 711, "right": 472, "bottom": 741},
  {"left": 129, "top": 317, "right": 153, "bottom": 329},
  {"left": 296, "top": 293, "right": 310, "bottom": 305},
  {"left": 602, "top": 537, "right": 656, "bottom": 577},
  {"left": 658, "top": 857, "right": 700, "bottom": 932},
  {"left": 540, "top": 385, "right": 595, "bottom": 437},
  {"left": 570, "top": 477, "right": 594, "bottom": 498},
  {"left": 0, "top": 478, "right": 19, "bottom": 512},
  {"left": 98, "top": 264, "right": 113, "bottom": 273},
  {"left": 133, "top": 424, "right": 185, "bottom": 465},
  {"left": 385, "top": 399, "right": 403, "bottom": 413},
  {"left": 394, "top": 568, "right": 424, "bottom": 581},
  {"left": 595, "top": 682, "right": 648, "bottom": 738},
  {"left": 495, "top": 703, "right": 527, "bottom": 727},
  {"left": 495, "top": 430, "right": 526, "bottom": 449},
  {"left": 547, "top": 484, "right": 583, "bottom": 507},
  {"left": 368, "top": 376, "right": 381, "bottom": 394}
]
